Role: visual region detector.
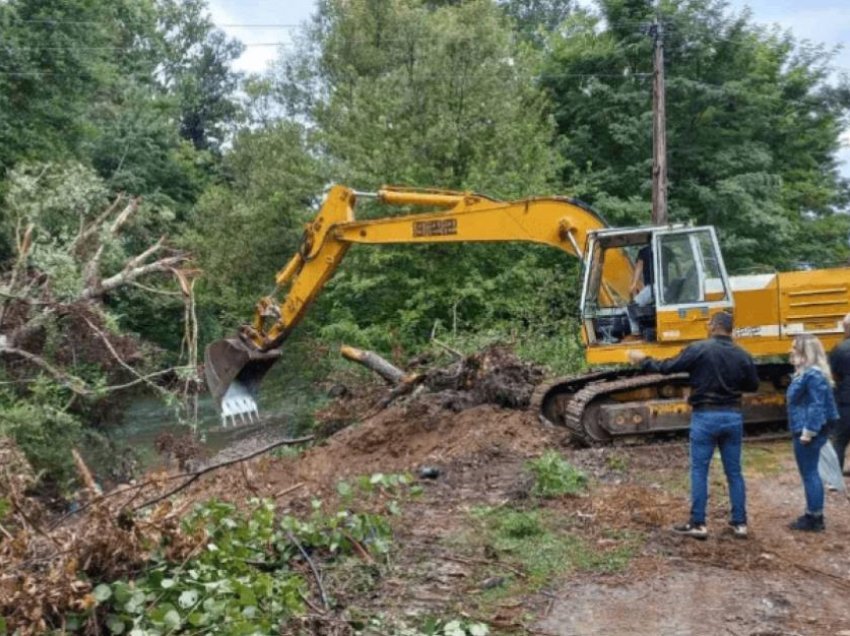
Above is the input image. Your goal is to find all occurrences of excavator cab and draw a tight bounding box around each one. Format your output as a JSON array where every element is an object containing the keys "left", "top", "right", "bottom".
[{"left": 580, "top": 226, "right": 733, "bottom": 352}]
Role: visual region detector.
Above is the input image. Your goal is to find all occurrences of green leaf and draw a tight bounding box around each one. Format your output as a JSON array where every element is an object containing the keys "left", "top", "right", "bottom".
[
  {"left": 178, "top": 590, "right": 199, "bottom": 609},
  {"left": 468, "top": 623, "right": 490, "bottom": 636},
  {"left": 160, "top": 578, "right": 176, "bottom": 589},
  {"left": 163, "top": 609, "right": 181, "bottom": 630},
  {"left": 106, "top": 615, "right": 126, "bottom": 635},
  {"left": 93, "top": 584, "right": 112, "bottom": 602},
  {"left": 336, "top": 481, "right": 352, "bottom": 498}
]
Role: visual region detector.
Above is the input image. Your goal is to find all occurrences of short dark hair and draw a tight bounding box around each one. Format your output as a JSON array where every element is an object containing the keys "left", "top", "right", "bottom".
[{"left": 710, "top": 311, "right": 734, "bottom": 333}]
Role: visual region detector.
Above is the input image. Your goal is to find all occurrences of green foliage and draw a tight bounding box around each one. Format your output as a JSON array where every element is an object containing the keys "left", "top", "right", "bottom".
[
  {"left": 495, "top": 510, "right": 544, "bottom": 538},
  {"left": 281, "top": 498, "right": 395, "bottom": 558},
  {"left": 100, "top": 500, "right": 303, "bottom": 635},
  {"left": 466, "top": 506, "right": 639, "bottom": 589},
  {"left": 0, "top": 383, "right": 83, "bottom": 491},
  {"left": 527, "top": 451, "right": 587, "bottom": 498},
  {"left": 98, "top": 497, "right": 401, "bottom": 634},
  {"left": 542, "top": 0, "right": 850, "bottom": 271}
]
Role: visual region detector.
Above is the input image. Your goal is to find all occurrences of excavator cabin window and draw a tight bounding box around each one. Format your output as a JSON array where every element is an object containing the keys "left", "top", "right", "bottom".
[
  {"left": 657, "top": 229, "right": 728, "bottom": 306},
  {"left": 581, "top": 226, "right": 732, "bottom": 345}
]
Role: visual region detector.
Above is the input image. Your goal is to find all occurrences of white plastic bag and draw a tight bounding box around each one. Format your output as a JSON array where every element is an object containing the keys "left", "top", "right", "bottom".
[{"left": 819, "top": 440, "right": 846, "bottom": 493}]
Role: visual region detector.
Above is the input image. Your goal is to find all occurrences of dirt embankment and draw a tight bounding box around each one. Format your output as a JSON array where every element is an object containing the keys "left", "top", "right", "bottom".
[
  {"left": 192, "top": 345, "right": 850, "bottom": 635},
  {"left": 6, "top": 344, "right": 850, "bottom": 635}
]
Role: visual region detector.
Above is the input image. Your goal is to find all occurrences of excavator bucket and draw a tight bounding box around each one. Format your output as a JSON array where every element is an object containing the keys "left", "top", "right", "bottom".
[{"left": 204, "top": 338, "right": 282, "bottom": 426}]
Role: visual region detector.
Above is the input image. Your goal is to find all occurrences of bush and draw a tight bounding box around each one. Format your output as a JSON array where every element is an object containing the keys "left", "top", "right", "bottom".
[
  {"left": 0, "top": 383, "right": 83, "bottom": 493},
  {"left": 527, "top": 451, "right": 587, "bottom": 498}
]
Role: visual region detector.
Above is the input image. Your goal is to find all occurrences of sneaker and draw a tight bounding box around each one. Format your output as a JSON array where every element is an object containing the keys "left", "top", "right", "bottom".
[
  {"left": 672, "top": 521, "right": 708, "bottom": 540},
  {"left": 730, "top": 523, "right": 748, "bottom": 539},
  {"left": 788, "top": 514, "right": 825, "bottom": 532}
]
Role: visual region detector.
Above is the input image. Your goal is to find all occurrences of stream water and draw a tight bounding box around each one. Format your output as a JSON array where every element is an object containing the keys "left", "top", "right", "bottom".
[{"left": 110, "top": 371, "right": 324, "bottom": 470}]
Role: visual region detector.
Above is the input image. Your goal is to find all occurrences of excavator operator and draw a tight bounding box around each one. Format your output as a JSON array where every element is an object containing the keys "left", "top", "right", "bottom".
[{"left": 628, "top": 243, "right": 654, "bottom": 335}]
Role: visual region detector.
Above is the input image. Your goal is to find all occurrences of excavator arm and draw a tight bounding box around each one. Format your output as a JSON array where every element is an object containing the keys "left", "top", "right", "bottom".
[{"left": 205, "top": 184, "right": 632, "bottom": 423}]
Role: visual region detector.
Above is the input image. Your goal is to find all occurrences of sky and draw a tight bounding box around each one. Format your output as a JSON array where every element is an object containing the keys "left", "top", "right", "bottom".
[{"left": 209, "top": 0, "right": 850, "bottom": 167}]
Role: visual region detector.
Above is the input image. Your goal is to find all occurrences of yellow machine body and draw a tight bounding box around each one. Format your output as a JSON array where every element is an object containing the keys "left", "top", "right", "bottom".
[{"left": 205, "top": 184, "right": 850, "bottom": 436}]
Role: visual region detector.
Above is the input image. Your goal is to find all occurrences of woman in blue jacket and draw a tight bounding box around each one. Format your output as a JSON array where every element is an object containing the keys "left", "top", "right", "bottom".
[{"left": 786, "top": 334, "right": 840, "bottom": 532}]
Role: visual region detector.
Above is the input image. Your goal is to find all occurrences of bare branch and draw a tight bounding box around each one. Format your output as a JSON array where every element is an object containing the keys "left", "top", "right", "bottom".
[
  {"left": 70, "top": 193, "right": 126, "bottom": 254},
  {"left": 130, "top": 281, "right": 182, "bottom": 297},
  {"left": 101, "top": 366, "right": 192, "bottom": 393},
  {"left": 80, "top": 197, "right": 140, "bottom": 286},
  {"left": 0, "top": 289, "right": 50, "bottom": 305},
  {"left": 108, "top": 197, "right": 140, "bottom": 235},
  {"left": 80, "top": 254, "right": 187, "bottom": 300},
  {"left": 0, "top": 346, "right": 90, "bottom": 396},
  {"left": 81, "top": 317, "right": 169, "bottom": 398},
  {"left": 123, "top": 236, "right": 165, "bottom": 272},
  {"left": 129, "top": 435, "right": 315, "bottom": 513}
]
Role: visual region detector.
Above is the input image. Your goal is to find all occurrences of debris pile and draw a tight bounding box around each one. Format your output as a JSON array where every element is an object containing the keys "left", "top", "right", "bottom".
[
  {"left": 0, "top": 479, "right": 201, "bottom": 635},
  {"left": 316, "top": 344, "right": 545, "bottom": 436},
  {"left": 420, "top": 344, "right": 545, "bottom": 410}
]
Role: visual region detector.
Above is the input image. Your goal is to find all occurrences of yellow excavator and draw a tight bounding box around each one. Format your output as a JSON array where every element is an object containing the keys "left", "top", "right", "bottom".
[{"left": 204, "top": 184, "right": 850, "bottom": 443}]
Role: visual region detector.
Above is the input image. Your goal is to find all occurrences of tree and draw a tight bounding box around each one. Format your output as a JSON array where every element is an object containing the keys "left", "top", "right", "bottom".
[
  {"left": 0, "top": 162, "right": 197, "bottom": 485},
  {"left": 259, "top": 0, "right": 570, "bottom": 353},
  {"left": 499, "top": 0, "right": 574, "bottom": 42},
  {"left": 189, "top": 123, "right": 327, "bottom": 333},
  {"left": 542, "top": 0, "right": 850, "bottom": 270},
  {"left": 156, "top": 0, "right": 245, "bottom": 152}
]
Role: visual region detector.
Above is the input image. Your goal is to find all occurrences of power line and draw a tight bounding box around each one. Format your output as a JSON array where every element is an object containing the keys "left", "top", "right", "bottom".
[
  {"left": 9, "top": 18, "right": 302, "bottom": 28},
  {"left": 6, "top": 42, "right": 292, "bottom": 52}
]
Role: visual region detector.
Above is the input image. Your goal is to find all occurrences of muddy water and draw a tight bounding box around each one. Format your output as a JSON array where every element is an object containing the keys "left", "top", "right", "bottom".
[{"left": 111, "top": 372, "right": 323, "bottom": 469}]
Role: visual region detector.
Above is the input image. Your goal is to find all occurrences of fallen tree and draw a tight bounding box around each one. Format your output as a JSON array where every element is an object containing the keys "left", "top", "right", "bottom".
[{"left": 0, "top": 162, "right": 201, "bottom": 489}]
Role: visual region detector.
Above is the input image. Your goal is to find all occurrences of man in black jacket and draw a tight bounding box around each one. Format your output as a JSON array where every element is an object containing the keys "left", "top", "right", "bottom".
[
  {"left": 829, "top": 314, "right": 850, "bottom": 474},
  {"left": 628, "top": 311, "right": 760, "bottom": 540}
]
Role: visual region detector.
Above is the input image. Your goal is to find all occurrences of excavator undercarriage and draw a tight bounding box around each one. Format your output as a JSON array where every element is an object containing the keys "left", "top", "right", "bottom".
[{"left": 533, "top": 363, "right": 792, "bottom": 445}]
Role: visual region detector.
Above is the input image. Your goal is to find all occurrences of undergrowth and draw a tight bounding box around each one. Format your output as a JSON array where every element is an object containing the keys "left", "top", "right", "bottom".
[
  {"left": 460, "top": 506, "right": 641, "bottom": 599},
  {"left": 54, "top": 473, "right": 476, "bottom": 636},
  {"left": 526, "top": 451, "right": 587, "bottom": 498}
]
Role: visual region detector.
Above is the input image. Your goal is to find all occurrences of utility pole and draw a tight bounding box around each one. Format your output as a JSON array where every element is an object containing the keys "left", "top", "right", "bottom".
[{"left": 650, "top": 19, "right": 668, "bottom": 226}]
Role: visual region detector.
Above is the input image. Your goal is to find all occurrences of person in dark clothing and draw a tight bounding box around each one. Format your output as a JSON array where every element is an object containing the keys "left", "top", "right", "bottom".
[
  {"left": 829, "top": 314, "right": 850, "bottom": 474},
  {"left": 628, "top": 244, "right": 654, "bottom": 335},
  {"left": 628, "top": 311, "right": 760, "bottom": 540}
]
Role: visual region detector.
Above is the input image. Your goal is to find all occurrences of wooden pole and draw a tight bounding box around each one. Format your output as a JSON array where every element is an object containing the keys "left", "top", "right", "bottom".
[{"left": 651, "top": 20, "right": 668, "bottom": 226}]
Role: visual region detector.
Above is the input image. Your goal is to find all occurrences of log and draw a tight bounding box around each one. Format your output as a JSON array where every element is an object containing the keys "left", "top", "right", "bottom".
[{"left": 340, "top": 345, "right": 416, "bottom": 385}]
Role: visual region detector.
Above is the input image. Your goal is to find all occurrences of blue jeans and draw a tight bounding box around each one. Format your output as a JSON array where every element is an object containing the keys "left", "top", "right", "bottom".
[
  {"left": 793, "top": 431, "right": 827, "bottom": 516},
  {"left": 689, "top": 410, "right": 746, "bottom": 525}
]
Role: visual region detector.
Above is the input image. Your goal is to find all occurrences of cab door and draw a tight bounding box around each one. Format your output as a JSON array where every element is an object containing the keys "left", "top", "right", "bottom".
[{"left": 653, "top": 227, "right": 733, "bottom": 343}]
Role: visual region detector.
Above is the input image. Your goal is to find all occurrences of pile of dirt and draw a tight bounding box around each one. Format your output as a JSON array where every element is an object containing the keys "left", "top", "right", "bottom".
[
  {"left": 297, "top": 403, "right": 553, "bottom": 486},
  {"left": 261, "top": 344, "right": 554, "bottom": 492},
  {"left": 419, "top": 344, "right": 545, "bottom": 410},
  {"left": 316, "top": 344, "right": 545, "bottom": 436}
]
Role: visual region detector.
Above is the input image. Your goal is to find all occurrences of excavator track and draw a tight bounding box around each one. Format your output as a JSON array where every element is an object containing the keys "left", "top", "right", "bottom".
[
  {"left": 563, "top": 372, "right": 690, "bottom": 443},
  {"left": 532, "top": 364, "right": 790, "bottom": 446}
]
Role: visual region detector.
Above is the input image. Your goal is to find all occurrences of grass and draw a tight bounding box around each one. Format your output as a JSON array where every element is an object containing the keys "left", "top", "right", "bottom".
[
  {"left": 742, "top": 443, "right": 786, "bottom": 476},
  {"left": 458, "top": 507, "right": 642, "bottom": 598}
]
